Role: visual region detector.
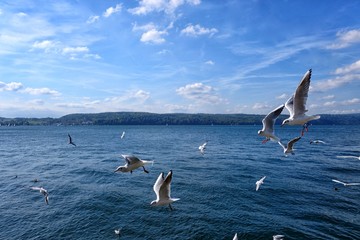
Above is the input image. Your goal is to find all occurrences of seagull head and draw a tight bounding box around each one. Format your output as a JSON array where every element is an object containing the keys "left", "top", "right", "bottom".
[
  {"left": 150, "top": 200, "right": 158, "bottom": 206},
  {"left": 114, "top": 166, "right": 126, "bottom": 173},
  {"left": 281, "top": 119, "right": 290, "bottom": 126}
]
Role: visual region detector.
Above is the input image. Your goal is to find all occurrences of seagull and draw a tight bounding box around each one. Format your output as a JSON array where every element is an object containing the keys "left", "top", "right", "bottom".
[
  {"left": 336, "top": 155, "right": 360, "bottom": 160},
  {"left": 199, "top": 141, "right": 208, "bottom": 154},
  {"left": 258, "top": 105, "right": 285, "bottom": 143},
  {"left": 150, "top": 170, "right": 180, "bottom": 210},
  {"left": 281, "top": 69, "right": 320, "bottom": 136},
  {"left": 310, "top": 140, "right": 326, "bottom": 144},
  {"left": 332, "top": 179, "right": 360, "bottom": 186},
  {"left": 114, "top": 155, "right": 153, "bottom": 174},
  {"left": 120, "top": 131, "right": 125, "bottom": 139},
  {"left": 278, "top": 136, "right": 301, "bottom": 155},
  {"left": 31, "top": 186, "right": 49, "bottom": 205},
  {"left": 114, "top": 228, "right": 121, "bottom": 236},
  {"left": 273, "top": 235, "right": 285, "bottom": 240},
  {"left": 256, "top": 176, "right": 266, "bottom": 191},
  {"left": 68, "top": 134, "right": 76, "bottom": 146},
  {"left": 233, "top": 233, "right": 238, "bottom": 240}
]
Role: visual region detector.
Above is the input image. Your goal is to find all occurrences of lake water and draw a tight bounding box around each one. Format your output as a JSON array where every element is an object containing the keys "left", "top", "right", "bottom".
[{"left": 0, "top": 125, "right": 359, "bottom": 239}]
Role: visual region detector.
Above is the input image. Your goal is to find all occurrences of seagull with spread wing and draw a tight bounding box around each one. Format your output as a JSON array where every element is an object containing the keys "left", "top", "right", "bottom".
[
  {"left": 68, "top": 134, "right": 76, "bottom": 146},
  {"left": 31, "top": 186, "right": 49, "bottom": 205},
  {"left": 150, "top": 170, "right": 180, "bottom": 210},
  {"left": 332, "top": 179, "right": 360, "bottom": 187},
  {"left": 258, "top": 105, "right": 284, "bottom": 144},
  {"left": 281, "top": 69, "right": 320, "bottom": 136},
  {"left": 278, "top": 136, "right": 301, "bottom": 156},
  {"left": 114, "top": 155, "right": 153, "bottom": 174},
  {"left": 199, "top": 141, "right": 208, "bottom": 154},
  {"left": 256, "top": 176, "right": 266, "bottom": 191}
]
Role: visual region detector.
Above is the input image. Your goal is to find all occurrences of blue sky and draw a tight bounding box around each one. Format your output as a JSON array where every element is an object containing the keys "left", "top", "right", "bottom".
[{"left": 1, "top": 0, "right": 360, "bottom": 118}]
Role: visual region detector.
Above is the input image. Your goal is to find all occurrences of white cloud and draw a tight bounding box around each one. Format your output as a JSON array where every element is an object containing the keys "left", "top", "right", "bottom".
[
  {"left": 181, "top": 24, "right": 218, "bottom": 37},
  {"left": 141, "top": 29, "right": 167, "bottom": 44},
  {"left": 87, "top": 15, "right": 100, "bottom": 24},
  {"left": 342, "top": 98, "right": 360, "bottom": 105},
  {"left": 322, "top": 95, "right": 335, "bottom": 100},
  {"left": 276, "top": 93, "right": 288, "bottom": 99},
  {"left": 31, "top": 40, "right": 100, "bottom": 60},
  {"left": 252, "top": 102, "right": 270, "bottom": 110},
  {"left": 335, "top": 60, "right": 360, "bottom": 74},
  {"left": 128, "top": 0, "right": 201, "bottom": 15},
  {"left": 324, "top": 101, "right": 336, "bottom": 107},
  {"left": 205, "top": 60, "right": 215, "bottom": 65},
  {"left": 311, "top": 74, "right": 360, "bottom": 92},
  {"left": 132, "top": 22, "right": 168, "bottom": 44},
  {"left": 0, "top": 81, "right": 23, "bottom": 91},
  {"left": 134, "top": 90, "right": 150, "bottom": 101},
  {"left": 327, "top": 29, "right": 360, "bottom": 49},
  {"left": 132, "top": 22, "right": 156, "bottom": 32},
  {"left": 32, "top": 40, "right": 56, "bottom": 49},
  {"left": 103, "top": 4, "right": 122, "bottom": 18},
  {"left": 176, "top": 82, "right": 224, "bottom": 104},
  {"left": 22, "top": 87, "right": 61, "bottom": 96},
  {"left": 62, "top": 46, "right": 89, "bottom": 54}
]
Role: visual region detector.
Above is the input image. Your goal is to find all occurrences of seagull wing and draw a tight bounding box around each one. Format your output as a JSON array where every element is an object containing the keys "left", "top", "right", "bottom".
[
  {"left": 262, "top": 105, "right": 284, "bottom": 132},
  {"left": 332, "top": 179, "right": 347, "bottom": 185},
  {"left": 346, "top": 183, "right": 360, "bottom": 186},
  {"left": 284, "top": 95, "right": 295, "bottom": 118},
  {"left": 256, "top": 176, "right": 266, "bottom": 191},
  {"left": 122, "top": 155, "right": 141, "bottom": 165},
  {"left": 293, "top": 69, "right": 312, "bottom": 117},
  {"left": 31, "top": 187, "right": 41, "bottom": 191},
  {"left": 287, "top": 136, "right": 301, "bottom": 150},
  {"left": 153, "top": 172, "right": 164, "bottom": 200},
  {"left": 159, "top": 170, "right": 173, "bottom": 200},
  {"left": 233, "top": 233, "right": 238, "bottom": 240}
]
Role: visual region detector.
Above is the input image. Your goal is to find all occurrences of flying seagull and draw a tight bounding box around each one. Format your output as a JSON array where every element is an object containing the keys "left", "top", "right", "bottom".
[
  {"left": 273, "top": 235, "right": 285, "bottom": 240},
  {"left": 233, "top": 233, "right": 238, "bottom": 240},
  {"left": 150, "top": 170, "right": 180, "bottom": 210},
  {"left": 332, "top": 179, "right": 360, "bottom": 186},
  {"left": 120, "top": 131, "right": 125, "bottom": 139},
  {"left": 310, "top": 140, "right": 326, "bottom": 144},
  {"left": 114, "top": 228, "right": 121, "bottom": 236},
  {"left": 278, "top": 136, "right": 301, "bottom": 156},
  {"left": 68, "top": 134, "right": 76, "bottom": 146},
  {"left": 199, "top": 141, "right": 208, "bottom": 154},
  {"left": 281, "top": 69, "right": 320, "bottom": 136},
  {"left": 114, "top": 155, "right": 153, "bottom": 174},
  {"left": 31, "top": 186, "right": 49, "bottom": 205},
  {"left": 258, "top": 105, "right": 285, "bottom": 143},
  {"left": 256, "top": 176, "right": 266, "bottom": 191}
]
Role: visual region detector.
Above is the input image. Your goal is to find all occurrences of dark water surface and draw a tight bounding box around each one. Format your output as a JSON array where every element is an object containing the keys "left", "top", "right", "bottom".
[{"left": 1, "top": 125, "right": 359, "bottom": 239}]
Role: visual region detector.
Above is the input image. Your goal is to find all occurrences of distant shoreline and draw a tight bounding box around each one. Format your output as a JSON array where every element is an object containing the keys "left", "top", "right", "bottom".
[{"left": 1, "top": 112, "right": 360, "bottom": 126}]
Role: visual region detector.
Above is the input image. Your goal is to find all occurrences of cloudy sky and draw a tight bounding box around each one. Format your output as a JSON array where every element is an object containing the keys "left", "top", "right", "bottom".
[{"left": 1, "top": 0, "right": 360, "bottom": 118}]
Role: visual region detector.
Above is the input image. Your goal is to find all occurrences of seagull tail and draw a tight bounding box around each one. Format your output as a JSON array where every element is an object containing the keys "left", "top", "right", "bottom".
[
  {"left": 143, "top": 160, "right": 154, "bottom": 166},
  {"left": 311, "top": 115, "right": 321, "bottom": 121}
]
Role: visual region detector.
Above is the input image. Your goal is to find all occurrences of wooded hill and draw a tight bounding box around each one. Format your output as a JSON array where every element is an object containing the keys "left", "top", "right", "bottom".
[{"left": 1, "top": 112, "right": 360, "bottom": 126}]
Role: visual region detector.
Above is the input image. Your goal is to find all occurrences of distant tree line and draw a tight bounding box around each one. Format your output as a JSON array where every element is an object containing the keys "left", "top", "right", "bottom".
[{"left": 1, "top": 112, "right": 360, "bottom": 126}]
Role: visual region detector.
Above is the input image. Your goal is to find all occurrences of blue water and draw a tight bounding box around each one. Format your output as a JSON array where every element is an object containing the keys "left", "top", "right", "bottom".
[{"left": 1, "top": 125, "right": 359, "bottom": 239}]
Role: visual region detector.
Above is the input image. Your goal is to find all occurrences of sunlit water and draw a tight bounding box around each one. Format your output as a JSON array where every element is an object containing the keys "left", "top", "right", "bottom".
[{"left": 1, "top": 125, "right": 359, "bottom": 239}]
